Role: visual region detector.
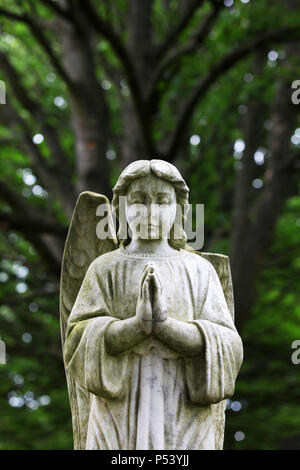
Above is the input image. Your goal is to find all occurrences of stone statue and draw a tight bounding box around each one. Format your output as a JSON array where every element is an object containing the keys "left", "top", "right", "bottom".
[{"left": 60, "top": 159, "right": 243, "bottom": 450}]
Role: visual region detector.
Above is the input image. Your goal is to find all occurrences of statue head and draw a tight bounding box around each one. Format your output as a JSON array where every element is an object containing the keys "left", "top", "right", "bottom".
[{"left": 112, "top": 159, "right": 190, "bottom": 249}]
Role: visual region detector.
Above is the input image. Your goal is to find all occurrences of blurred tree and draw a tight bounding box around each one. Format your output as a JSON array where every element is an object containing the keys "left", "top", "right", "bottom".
[{"left": 0, "top": 0, "right": 300, "bottom": 449}]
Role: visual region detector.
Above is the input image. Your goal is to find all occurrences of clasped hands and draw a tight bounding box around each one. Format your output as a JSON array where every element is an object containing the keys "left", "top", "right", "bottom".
[
  {"left": 136, "top": 263, "right": 168, "bottom": 335},
  {"left": 105, "top": 262, "right": 203, "bottom": 357}
]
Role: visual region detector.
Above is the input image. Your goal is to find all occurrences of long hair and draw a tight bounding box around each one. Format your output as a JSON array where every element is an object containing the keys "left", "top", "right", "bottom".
[{"left": 112, "top": 159, "right": 190, "bottom": 249}]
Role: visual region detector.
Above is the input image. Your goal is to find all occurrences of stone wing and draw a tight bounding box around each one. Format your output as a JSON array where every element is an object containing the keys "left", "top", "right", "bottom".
[
  {"left": 60, "top": 191, "right": 118, "bottom": 449},
  {"left": 199, "top": 252, "right": 234, "bottom": 321},
  {"left": 197, "top": 251, "right": 235, "bottom": 450}
]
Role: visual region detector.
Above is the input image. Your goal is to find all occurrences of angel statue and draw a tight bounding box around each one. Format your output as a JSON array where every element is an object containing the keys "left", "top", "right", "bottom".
[{"left": 60, "top": 159, "right": 243, "bottom": 450}]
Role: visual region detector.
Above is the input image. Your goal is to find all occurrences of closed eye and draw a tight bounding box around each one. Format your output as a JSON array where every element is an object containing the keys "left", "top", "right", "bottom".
[
  {"left": 156, "top": 197, "right": 170, "bottom": 204},
  {"left": 156, "top": 192, "right": 172, "bottom": 204},
  {"left": 128, "top": 191, "right": 146, "bottom": 204}
]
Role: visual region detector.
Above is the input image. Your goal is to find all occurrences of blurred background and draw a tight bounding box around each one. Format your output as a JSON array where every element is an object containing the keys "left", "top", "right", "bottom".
[{"left": 0, "top": 0, "right": 300, "bottom": 450}]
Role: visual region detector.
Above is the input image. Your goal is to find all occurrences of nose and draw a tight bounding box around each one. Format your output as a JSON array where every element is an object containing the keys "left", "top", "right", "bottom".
[{"left": 146, "top": 200, "right": 158, "bottom": 218}]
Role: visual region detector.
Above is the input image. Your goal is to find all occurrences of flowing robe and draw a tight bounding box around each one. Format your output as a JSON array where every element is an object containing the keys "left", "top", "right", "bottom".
[{"left": 64, "top": 247, "right": 243, "bottom": 450}]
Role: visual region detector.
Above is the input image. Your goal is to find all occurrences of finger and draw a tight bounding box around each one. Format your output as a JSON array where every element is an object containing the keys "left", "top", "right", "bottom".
[
  {"left": 140, "top": 271, "right": 148, "bottom": 295},
  {"left": 142, "top": 280, "right": 152, "bottom": 322},
  {"left": 141, "top": 319, "right": 152, "bottom": 335},
  {"left": 152, "top": 272, "right": 162, "bottom": 295},
  {"left": 148, "top": 263, "right": 155, "bottom": 273},
  {"left": 154, "top": 270, "right": 162, "bottom": 292},
  {"left": 140, "top": 266, "right": 152, "bottom": 296},
  {"left": 148, "top": 263, "right": 155, "bottom": 274},
  {"left": 143, "top": 262, "right": 154, "bottom": 272},
  {"left": 142, "top": 275, "right": 151, "bottom": 301},
  {"left": 142, "top": 263, "right": 150, "bottom": 273},
  {"left": 142, "top": 263, "right": 154, "bottom": 279}
]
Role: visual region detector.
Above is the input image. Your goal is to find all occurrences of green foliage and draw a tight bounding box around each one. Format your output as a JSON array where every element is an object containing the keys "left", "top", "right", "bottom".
[
  {"left": 224, "top": 195, "right": 300, "bottom": 449},
  {"left": 0, "top": 232, "right": 72, "bottom": 449}
]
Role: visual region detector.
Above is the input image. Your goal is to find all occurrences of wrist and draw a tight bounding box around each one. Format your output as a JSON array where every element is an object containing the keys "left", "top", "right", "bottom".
[
  {"left": 133, "top": 315, "right": 151, "bottom": 336},
  {"left": 153, "top": 315, "right": 169, "bottom": 335},
  {"left": 153, "top": 307, "right": 168, "bottom": 322}
]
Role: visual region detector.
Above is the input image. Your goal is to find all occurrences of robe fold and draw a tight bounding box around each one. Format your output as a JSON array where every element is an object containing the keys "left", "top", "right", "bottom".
[{"left": 64, "top": 247, "right": 243, "bottom": 450}]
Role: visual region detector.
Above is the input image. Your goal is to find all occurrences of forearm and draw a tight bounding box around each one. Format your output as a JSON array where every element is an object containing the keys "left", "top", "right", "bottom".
[
  {"left": 153, "top": 317, "right": 203, "bottom": 357},
  {"left": 105, "top": 316, "right": 148, "bottom": 355}
]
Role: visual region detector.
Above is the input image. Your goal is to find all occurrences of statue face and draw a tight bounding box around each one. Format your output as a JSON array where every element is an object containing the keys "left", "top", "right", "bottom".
[{"left": 125, "top": 173, "right": 177, "bottom": 241}]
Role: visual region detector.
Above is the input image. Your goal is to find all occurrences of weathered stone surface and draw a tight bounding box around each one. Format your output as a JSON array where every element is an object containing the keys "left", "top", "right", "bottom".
[{"left": 60, "top": 159, "right": 243, "bottom": 450}]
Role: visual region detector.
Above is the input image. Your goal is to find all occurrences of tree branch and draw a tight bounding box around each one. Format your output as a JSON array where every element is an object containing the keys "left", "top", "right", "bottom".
[
  {"left": 0, "top": 7, "right": 23, "bottom": 22},
  {"left": 39, "top": 0, "right": 72, "bottom": 20},
  {"left": 146, "top": 3, "right": 222, "bottom": 103},
  {"left": 26, "top": 17, "right": 75, "bottom": 90},
  {"left": 0, "top": 51, "right": 76, "bottom": 215},
  {"left": 79, "top": 0, "right": 155, "bottom": 157},
  {"left": 0, "top": 181, "right": 64, "bottom": 275},
  {"left": 0, "top": 180, "right": 59, "bottom": 227},
  {"left": 0, "top": 7, "right": 74, "bottom": 90},
  {"left": 0, "top": 211, "right": 67, "bottom": 237},
  {"left": 2, "top": 288, "right": 59, "bottom": 307},
  {"left": 164, "top": 25, "right": 300, "bottom": 161},
  {"left": 155, "top": 0, "right": 206, "bottom": 62},
  {"left": 231, "top": 37, "right": 300, "bottom": 330}
]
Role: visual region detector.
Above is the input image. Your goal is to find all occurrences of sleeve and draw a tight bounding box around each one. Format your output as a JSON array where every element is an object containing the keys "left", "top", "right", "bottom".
[
  {"left": 184, "top": 262, "right": 243, "bottom": 405},
  {"left": 63, "top": 261, "right": 129, "bottom": 399}
]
